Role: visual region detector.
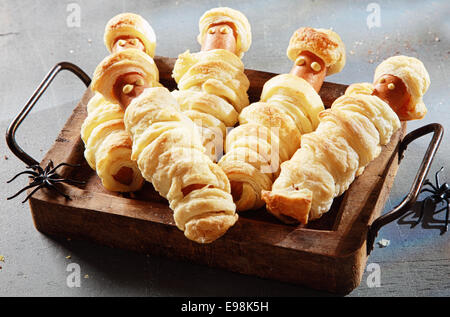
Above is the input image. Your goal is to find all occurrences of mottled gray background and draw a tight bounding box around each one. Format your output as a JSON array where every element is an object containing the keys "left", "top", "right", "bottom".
[{"left": 0, "top": 0, "right": 449, "bottom": 296}]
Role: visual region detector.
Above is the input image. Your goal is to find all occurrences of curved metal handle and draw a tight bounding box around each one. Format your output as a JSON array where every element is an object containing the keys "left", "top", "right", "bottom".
[
  {"left": 367, "top": 123, "right": 444, "bottom": 255},
  {"left": 5, "top": 62, "right": 91, "bottom": 167}
]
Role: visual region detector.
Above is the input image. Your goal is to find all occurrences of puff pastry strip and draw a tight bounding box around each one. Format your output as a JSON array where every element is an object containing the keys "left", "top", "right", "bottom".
[
  {"left": 172, "top": 7, "right": 251, "bottom": 161},
  {"left": 287, "top": 27, "right": 346, "bottom": 76},
  {"left": 81, "top": 13, "right": 157, "bottom": 192},
  {"left": 373, "top": 55, "right": 430, "bottom": 120},
  {"left": 218, "top": 27, "right": 345, "bottom": 212},
  {"left": 81, "top": 93, "right": 144, "bottom": 191},
  {"left": 92, "top": 49, "right": 238, "bottom": 244},
  {"left": 262, "top": 55, "right": 430, "bottom": 224},
  {"left": 197, "top": 7, "right": 252, "bottom": 58},
  {"left": 219, "top": 74, "right": 324, "bottom": 211},
  {"left": 104, "top": 12, "right": 156, "bottom": 57}
]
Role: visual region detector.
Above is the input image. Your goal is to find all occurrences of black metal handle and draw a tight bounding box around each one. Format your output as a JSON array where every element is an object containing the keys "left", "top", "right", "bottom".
[
  {"left": 5, "top": 62, "right": 91, "bottom": 167},
  {"left": 367, "top": 123, "right": 444, "bottom": 255}
]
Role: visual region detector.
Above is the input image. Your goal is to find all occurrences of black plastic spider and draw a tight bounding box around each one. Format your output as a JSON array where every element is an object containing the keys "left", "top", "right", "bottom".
[
  {"left": 417, "top": 167, "right": 449, "bottom": 233},
  {"left": 7, "top": 160, "right": 85, "bottom": 203}
]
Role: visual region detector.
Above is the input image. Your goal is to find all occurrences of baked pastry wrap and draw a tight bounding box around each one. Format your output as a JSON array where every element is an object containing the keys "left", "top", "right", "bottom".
[
  {"left": 125, "top": 87, "right": 238, "bottom": 243},
  {"left": 197, "top": 7, "right": 252, "bottom": 58},
  {"left": 172, "top": 48, "right": 250, "bottom": 161},
  {"left": 104, "top": 12, "right": 156, "bottom": 57},
  {"left": 82, "top": 13, "right": 157, "bottom": 193},
  {"left": 262, "top": 83, "right": 401, "bottom": 223},
  {"left": 287, "top": 27, "right": 346, "bottom": 76},
  {"left": 81, "top": 93, "right": 144, "bottom": 192},
  {"left": 92, "top": 50, "right": 238, "bottom": 243},
  {"left": 92, "top": 49, "right": 160, "bottom": 105},
  {"left": 374, "top": 55, "right": 430, "bottom": 120},
  {"left": 218, "top": 74, "right": 324, "bottom": 211}
]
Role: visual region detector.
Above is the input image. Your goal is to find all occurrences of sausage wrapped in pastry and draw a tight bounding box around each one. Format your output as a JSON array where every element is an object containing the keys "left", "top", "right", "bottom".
[
  {"left": 104, "top": 12, "right": 156, "bottom": 57},
  {"left": 373, "top": 55, "right": 430, "bottom": 120},
  {"left": 197, "top": 7, "right": 252, "bottom": 58},
  {"left": 92, "top": 49, "right": 238, "bottom": 244},
  {"left": 262, "top": 55, "right": 429, "bottom": 224},
  {"left": 219, "top": 27, "right": 346, "bottom": 212},
  {"left": 172, "top": 7, "right": 251, "bottom": 161},
  {"left": 81, "top": 13, "right": 157, "bottom": 192},
  {"left": 81, "top": 93, "right": 144, "bottom": 191}
]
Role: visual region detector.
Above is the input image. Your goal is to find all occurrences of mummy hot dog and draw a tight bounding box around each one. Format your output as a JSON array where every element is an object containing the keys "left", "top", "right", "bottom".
[
  {"left": 262, "top": 55, "right": 430, "bottom": 224},
  {"left": 81, "top": 13, "right": 157, "bottom": 192},
  {"left": 372, "top": 56, "right": 429, "bottom": 120},
  {"left": 91, "top": 47, "right": 238, "bottom": 244},
  {"left": 218, "top": 27, "right": 346, "bottom": 212},
  {"left": 288, "top": 27, "right": 346, "bottom": 92},
  {"left": 171, "top": 7, "right": 252, "bottom": 162},
  {"left": 198, "top": 7, "right": 252, "bottom": 57},
  {"left": 104, "top": 13, "right": 156, "bottom": 56}
]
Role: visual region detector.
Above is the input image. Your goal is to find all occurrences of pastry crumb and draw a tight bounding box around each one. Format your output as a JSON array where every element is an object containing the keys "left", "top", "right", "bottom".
[{"left": 377, "top": 238, "right": 390, "bottom": 248}]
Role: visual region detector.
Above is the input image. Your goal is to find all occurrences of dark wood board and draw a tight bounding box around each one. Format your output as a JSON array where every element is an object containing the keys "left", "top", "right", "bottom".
[{"left": 27, "top": 56, "right": 406, "bottom": 294}]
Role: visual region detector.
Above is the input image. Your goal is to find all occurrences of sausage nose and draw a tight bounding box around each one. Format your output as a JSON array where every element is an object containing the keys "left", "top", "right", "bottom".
[
  {"left": 201, "top": 23, "right": 237, "bottom": 55},
  {"left": 289, "top": 51, "right": 327, "bottom": 92},
  {"left": 372, "top": 74, "right": 411, "bottom": 120},
  {"left": 113, "top": 73, "right": 149, "bottom": 109}
]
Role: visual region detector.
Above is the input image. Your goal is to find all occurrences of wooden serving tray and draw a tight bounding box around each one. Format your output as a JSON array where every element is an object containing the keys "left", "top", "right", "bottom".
[{"left": 25, "top": 57, "right": 407, "bottom": 294}]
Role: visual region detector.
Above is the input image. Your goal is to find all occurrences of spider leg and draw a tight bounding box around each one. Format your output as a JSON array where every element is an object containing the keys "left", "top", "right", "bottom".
[
  {"left": 423, "top": 179, "right": 438, "bottom": 191},
  {"left": 445, "top": 198, "right": 449, "bottom": 233},
  {"left": 44, "top": 161, "right": 53, "bottom": 175},
  {"left": 28, "top": 164, "right": 44, "bottom": 174},
  {"left": 7, "top": 180, "right": 41, "bottom": 200},
  {"left": 48, "top": 173, "right": 62, "bottom": 179},
  {"left": 50, "top": 178, "right": 86, "bottom": 185},
  {"left": 6, "top": 171, "right": 39, "bottom": 183},
  {"left": 47, "top": 173, "right": 85, "bottom": 184},
  {"left": 45, "top": 180, "right": 72, "bottom": 200},
  {"left": 21, "top": 185, "right": 45, "bottom": 203},
  {"left": 50, "top": 162, "right": 81, "bottom": 174},
  {"left": 420, "top": 188, "right": 435, "bottom": 195},
  {"left": 435, "top": 167, "right": 444, "bottom": 188}
]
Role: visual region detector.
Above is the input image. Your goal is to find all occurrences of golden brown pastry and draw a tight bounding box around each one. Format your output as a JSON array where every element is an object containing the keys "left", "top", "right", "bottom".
[
  {"left": 262, "top": 55, "right": 430, "bottom": 224},
  {"left": 81, "top": 13, "right": 157, "bottom": 192},
  {"left": 92, "top": 49, "right": 160, "bottom": 103},
  {"left": 287, "top": 27, "right": 346, "bottom": 77},
  {"left": 104, "top": 12, "right": 156, "bottom": 57},
  {"left": 197, "top": 7, "right": 252, "bottom": 58},
  {"left": 81, "top": 93, "right": 144, "bottom": 191},
  {"left": 219, "top": 74, "right": 324, "bottom": 211},
  {"left": 172, "top": 7, "right": 251, "bottom": 161},
  {"left": 373, "top": 55, "right": 430, "bottom": 120},
  {"left": 92, "top": 49, "right": 238, "bottom": 244},
  {"left": 218, "top": 27, "right": 346, "bottom": 212}
]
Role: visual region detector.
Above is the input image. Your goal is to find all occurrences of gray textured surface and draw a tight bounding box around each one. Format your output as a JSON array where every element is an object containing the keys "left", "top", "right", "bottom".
[{"left": 0, "top": 0, "right": 449, "bottom": 297}]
